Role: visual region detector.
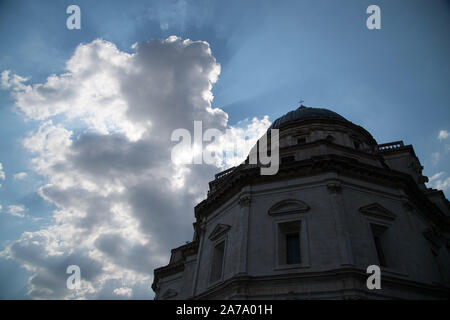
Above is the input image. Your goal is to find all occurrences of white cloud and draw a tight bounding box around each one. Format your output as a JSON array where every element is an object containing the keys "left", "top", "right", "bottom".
[
  {"left": 7, "top": 205, "right": 27, "bottom": 218},
  {"left": 0, "top": 162, "right": 5, "bottom": 181},
  {"left": 0, "top": 204, "right": 2, "bottom": 213},
  {"left": 212, "top": 116, "right": 271, "bottom": 168},
  {"left": 438, "top": 130, "right": 449, "bottom": 140},
  {"left": 427, "top": 172, "right": 450, "bottom": 191},
  {"left": 1, "top": 70, "right": 29, "bottom": 91},
  {"left": 13, "top": 172, "right": 28, "bottom": 180},
  {"left": 1, "top": 37, "right": 270, "bottom": 299},
  {"left": 113, "top": 287, "right": 133, "bottom": 298}
]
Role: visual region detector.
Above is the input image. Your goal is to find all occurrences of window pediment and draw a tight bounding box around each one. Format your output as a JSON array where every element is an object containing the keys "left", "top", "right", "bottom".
[
  {"left": 359, "top": 203, "right": 396, "bottom": 221},
  {"left": 268, "top": 199, "right": 310, "bottom": 216},
  {"left": 208, "top": 224, "right": 231, "bottom": 241}
]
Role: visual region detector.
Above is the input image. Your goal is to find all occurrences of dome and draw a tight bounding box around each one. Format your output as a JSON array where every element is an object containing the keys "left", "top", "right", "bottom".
[{"left": 269, "top": 106, "right": 348, "bottom": 129}]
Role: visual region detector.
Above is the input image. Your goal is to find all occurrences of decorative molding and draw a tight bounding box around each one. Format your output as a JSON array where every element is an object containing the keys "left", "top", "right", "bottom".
[
  {"left": 359, "top": 203, "right": 396, "bottom": 221},
  {"left": 408, "top": 160, "right": 423, "bottom": 174},
  {"left": 418, "top": 175, "right": 429, "bottom": 184},
  {"left": 153, "top": 261, "right": 185, "bottom": 291},
  {"left": 208, "top": 224, "right": 231, "bottom": 241},
  {"left": 238, "top": 195, "right": 251, "bottom": 207},
  {"left": 161, "top": 288, "right": 178, "bottom": 299},
  {"left": 326, "top": 181, "right": 342, "bottom": 193},
  {"left": 198, "top": 221, "right": 207, "bottom": 235},
  {"left": 195, "top": 154, "right": 448, "bottom": 231},
  {"left": 402, "top": 200, "right": 414, "bottom": 212},
  {"left": 423, "top": 227, "right": 443, "bottom": 250},
  {"left": 268, "top": 199, "right": 310, "bottom": 216}
]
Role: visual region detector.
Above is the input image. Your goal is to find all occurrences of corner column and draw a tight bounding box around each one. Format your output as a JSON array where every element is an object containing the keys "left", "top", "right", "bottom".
[
  {"left": 191, "top": 219, "right": 206, "bottom": 297},
  {"left": 237, "top": 194, "right": 251, "bottom": 274},
  {"left": 327, "top": 180, "right": 354, "bottom": 266}
]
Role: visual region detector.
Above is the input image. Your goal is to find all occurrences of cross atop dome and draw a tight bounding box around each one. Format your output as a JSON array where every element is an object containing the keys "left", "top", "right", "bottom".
[
  {"left": 298, "top": 100, "right": 306, "bottom": 109},
  {"left": 269, "top": 105, "right": 348, "bottom": 130}
]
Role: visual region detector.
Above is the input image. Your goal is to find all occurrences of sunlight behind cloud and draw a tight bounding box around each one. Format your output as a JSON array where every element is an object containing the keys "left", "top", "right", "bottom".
[{"left": 0, "top": 36, "right": 270, "bottom": 299}]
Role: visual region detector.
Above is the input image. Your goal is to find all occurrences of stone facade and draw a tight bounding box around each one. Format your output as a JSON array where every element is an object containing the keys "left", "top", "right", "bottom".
[{"left": 152, "top": 106, "right": 450, "bottom": 300}]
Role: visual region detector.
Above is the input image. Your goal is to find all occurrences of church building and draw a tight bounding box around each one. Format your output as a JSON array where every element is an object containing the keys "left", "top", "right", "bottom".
[{"left": 152, "top": 106, "right": 450, "bottom": 299}]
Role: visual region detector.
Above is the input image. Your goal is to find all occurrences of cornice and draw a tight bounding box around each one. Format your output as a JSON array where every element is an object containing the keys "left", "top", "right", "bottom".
[
  {"left": 195, "top": 154, "right": 448, "bottom": 230},
  {"left": 152, "top": 261, "right": 185, "bottom": 291},
  {"left": 192, "top": 266, "right": 450, "bottom": 300},
  {"left": 152, "top": 240, "right": 199, "bottom": 291},
  {"left": 377, "top": 144, "right": 418, "bottom": 160}
]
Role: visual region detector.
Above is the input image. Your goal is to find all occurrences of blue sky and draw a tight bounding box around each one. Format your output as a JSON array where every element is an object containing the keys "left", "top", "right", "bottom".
[{"left": 0, "top": 0, "right": 449, "bottom": 299}]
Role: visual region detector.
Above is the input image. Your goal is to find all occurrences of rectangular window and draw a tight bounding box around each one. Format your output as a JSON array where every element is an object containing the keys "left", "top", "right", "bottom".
[
  {"left": 286, "top": 232, "right": 301, "bottom": 264},
  {"left": 297, "top": 137, "right": 306, "bottom": 145},
  {"left": 278, "top": 220, "right": 301, "bottom": 265},
  {"left": 371, "top": 224, "right": 387, "bottom": 267},
  {"left": 210, "top": 241, "right": 225, "bottom": 283},
  {"left": 373, "top": 235, "right": 386, "bottom": 267}
]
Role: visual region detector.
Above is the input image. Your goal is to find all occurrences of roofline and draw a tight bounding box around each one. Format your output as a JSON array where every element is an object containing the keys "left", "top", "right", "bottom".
[
  {"left": 270, "top": 117, "right": 378, "bottom": 146},
  {"left": 195, "top": 154, "right": 448, "bottom": 230}
]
